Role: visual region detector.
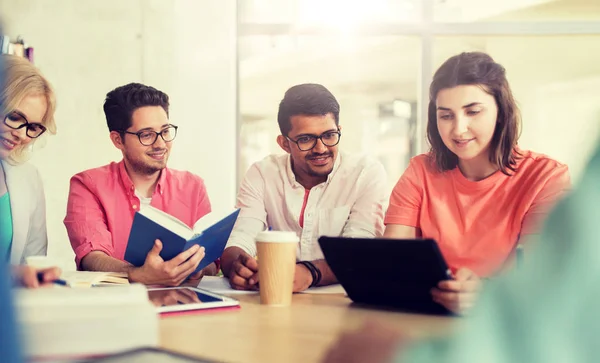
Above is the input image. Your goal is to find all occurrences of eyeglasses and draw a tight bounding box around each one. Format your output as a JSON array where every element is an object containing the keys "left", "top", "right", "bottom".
[
  {"left": 121, "top": 125, "right": 178, "bottom": 146},
  {"left": 286, "top": 130, "right": 341, "bottom": 151},
  {"left": 3, "top": 111, "right": 47, "bottom": 138}
]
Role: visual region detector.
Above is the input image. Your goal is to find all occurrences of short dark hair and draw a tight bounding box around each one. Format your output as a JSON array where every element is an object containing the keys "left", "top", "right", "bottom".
[
  {"left": 427, "top": 52, "right": 521, "bottom": 175},
  {"left": 103, "top": 82, "right": 169, "bottom": 132},
  {"left": 277, "top": 83, "right": 340, "bottom": 136}
]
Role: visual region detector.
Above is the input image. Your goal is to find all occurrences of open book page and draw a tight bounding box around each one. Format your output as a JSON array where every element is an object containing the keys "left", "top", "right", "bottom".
[
  {"left": 192, "top": 209, "right": 240, "bottom": 237},
  {"left": 139, "top": 206, "right": 194, "bottom": 240},
  {"left": 61, "top": 271, "right": 129, "bottom": 288}
]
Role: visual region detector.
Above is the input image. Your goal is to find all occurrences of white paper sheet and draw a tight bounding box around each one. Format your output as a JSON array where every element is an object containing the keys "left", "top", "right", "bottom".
[
  {"left": 197, "top": 276, "right": 258, "bottom": 295},
  {"left": 300, "top": 284, "right": 347, "bottom": 295},
  {"left": 197, "top": 276, "right": 346, "bottom": 295}
]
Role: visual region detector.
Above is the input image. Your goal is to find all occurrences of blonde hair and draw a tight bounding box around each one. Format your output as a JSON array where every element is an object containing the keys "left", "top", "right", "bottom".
[{"left": 1, "top": 54, "right": 56, "bottom": 165}]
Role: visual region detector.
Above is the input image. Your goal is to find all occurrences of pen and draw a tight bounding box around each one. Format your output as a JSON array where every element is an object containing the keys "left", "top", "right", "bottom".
[{"left": 37, "top": 272, "right": 69, "bottom": 287}]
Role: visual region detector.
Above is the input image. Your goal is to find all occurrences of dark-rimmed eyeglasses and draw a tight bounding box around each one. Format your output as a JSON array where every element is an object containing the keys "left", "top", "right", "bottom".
[
  {"left": 286, "top": 130, "right": 341, "bottom": 151},
  {"left": 121, "top": 125, "right": 178, "bottom": 146},
  {"left": 3, "top": 111, "right": 47, "bottom": 139}
]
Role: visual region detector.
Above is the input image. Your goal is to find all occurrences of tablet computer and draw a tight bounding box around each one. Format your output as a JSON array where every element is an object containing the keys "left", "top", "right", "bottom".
[
  {"left": 318, "top": 237, "right": 453, "bottom": 315},
  {"left": 147, "top": 286, "right": 239, "bottom": 314}
]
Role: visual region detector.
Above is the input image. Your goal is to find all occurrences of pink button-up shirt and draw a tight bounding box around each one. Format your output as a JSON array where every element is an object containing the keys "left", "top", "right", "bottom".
[{"left": 64, "top": 160, "right": 211, "bottom": 268}]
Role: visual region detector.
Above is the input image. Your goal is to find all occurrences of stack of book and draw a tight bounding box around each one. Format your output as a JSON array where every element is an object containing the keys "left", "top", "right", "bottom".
[
  {"left": 14, "top": 284, "right": 158, "bottom": 359},
  {"left": 0, "top": 35, "right": 34, "bottom": 62}
]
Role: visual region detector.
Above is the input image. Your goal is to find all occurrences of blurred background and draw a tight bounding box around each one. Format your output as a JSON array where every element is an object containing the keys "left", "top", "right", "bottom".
[
  {"left": 238, "top": 0, "right": 600, "bottom": 189},
  {"left": 0, "top": 0, "right": 598, "bottom": 270}
]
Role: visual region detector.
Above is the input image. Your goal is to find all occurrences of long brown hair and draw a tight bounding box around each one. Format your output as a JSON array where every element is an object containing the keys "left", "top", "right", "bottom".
[{"left": 427, "top": 52, "right": 521, "bottom": 175}]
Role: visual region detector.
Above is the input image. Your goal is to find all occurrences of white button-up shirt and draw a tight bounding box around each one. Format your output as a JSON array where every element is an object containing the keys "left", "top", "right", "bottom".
[{"left": 226, "top": 152, "right": 388, "bottom": 261}]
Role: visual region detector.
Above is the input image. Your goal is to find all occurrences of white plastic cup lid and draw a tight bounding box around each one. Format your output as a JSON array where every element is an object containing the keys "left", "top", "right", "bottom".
[{"left": 255, "top": 231, "right": 299, "bottom": 243}]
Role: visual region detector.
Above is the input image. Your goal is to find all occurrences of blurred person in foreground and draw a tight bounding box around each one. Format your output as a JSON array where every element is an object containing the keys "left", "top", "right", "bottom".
[{"left": 0, "top": 32, "right": 26, "bottom": 363}]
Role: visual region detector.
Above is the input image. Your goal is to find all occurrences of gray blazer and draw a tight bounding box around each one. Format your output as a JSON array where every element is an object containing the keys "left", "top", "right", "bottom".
[{"left": 1, "top": 160, "right": 48, "bottom": 265}]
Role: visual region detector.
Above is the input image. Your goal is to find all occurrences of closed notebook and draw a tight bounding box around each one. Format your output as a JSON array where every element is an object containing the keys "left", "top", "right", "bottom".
[
  {"left": 60, "top": 271, "right": 129, "bottom": 288},
  {"left": 124, "top": 208, "right": 240, "bottom": 273}
]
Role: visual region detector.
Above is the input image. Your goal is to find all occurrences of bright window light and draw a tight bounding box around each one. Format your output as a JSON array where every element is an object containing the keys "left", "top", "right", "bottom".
[
  {"left": 296, "top": 0, "right": 416, "bottom": 30},
  {"left": 435, "top": 0, "right": 555, "bottom": 22}
]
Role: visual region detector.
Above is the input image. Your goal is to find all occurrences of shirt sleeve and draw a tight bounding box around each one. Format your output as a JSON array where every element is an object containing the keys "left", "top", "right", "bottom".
[
  {"left": 225, "top": 164, "right": 268, "bottom": 257},
  {"left": 193, "top": 177, "right": 216, "bottom": 266},
  {"left": 521, "top": 163, "right": 571, "bottom": 236},
  {"left": 194, "top": 177, "right": 212, "bottom": 222},
  {"left": 341, "top": 160, "right": 388, "bottom": 238},
  {"left": 384, "top": 157, "right": 424, "bottom": 227},
  {"left": 21, "top": 167, "right": 48, "bottom": 261},
  {"left": 63, "top": 173, "right": 114, "bottom": 269}
]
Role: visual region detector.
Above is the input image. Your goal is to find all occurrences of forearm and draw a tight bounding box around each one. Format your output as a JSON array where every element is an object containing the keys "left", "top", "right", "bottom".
[
  {"left": 80, "top": 251, "right": 132, "bottom": 273},
  {"left": 81, "top": 252, "right": 157, "bottom": 284},
  {"left": 221, "top": 246, "right": 247, "bottom": 277},
  {"left": 310, "top": 259, "right": 338, "bottom": 286},
  {"left": 383, "top": 224, "right": 418, "bottom": 238},
  {"left": 203, "top": 262, "right": 218, "bottom": 276}
]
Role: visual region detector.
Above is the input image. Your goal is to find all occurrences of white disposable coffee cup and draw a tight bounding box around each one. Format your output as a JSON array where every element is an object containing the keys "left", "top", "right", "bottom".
[{"left": 256, "top": 231, "right": 298, "bottom": 306}]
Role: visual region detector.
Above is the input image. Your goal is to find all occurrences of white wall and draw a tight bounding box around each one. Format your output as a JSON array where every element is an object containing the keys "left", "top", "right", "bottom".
[
  {"left": 485, "top": 36, "right": 600, "bottom": 184},
  {"left": 519, "top": 76, "right": 600, "bottom": 183},
  {"left": 0, "top": 0, "right": 237, "bottom": 270}
]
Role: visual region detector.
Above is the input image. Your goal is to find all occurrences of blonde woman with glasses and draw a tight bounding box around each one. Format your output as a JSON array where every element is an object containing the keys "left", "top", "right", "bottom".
[{"left": 0, "top": 55, "right": 61, "bottom": 287}]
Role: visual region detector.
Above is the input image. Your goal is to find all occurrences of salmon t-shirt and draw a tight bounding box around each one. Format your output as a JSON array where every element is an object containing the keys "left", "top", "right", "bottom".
[{"left": 384, "top": 150, "right": 570, "bottom": 277}]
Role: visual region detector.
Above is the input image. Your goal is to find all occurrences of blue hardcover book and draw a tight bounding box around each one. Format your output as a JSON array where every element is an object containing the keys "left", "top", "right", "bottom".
[{"left": 124, "top": 208, "right": 240, "bottom": 273}]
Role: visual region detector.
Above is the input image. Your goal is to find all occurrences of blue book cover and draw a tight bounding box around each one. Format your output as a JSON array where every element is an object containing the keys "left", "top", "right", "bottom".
[{"left": 124, "top": 208, "right": 240, "bottom": 274}]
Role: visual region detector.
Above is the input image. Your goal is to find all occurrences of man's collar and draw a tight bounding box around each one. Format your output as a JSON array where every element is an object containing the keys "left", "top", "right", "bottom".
[{"left": 117, "top": 160, "right": 167, "bottom": 195}]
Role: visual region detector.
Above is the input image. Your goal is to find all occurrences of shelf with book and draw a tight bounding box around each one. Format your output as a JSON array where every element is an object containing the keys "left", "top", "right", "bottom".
[{"left": 0, "top": 35, "right": 34, "bottom": 63}]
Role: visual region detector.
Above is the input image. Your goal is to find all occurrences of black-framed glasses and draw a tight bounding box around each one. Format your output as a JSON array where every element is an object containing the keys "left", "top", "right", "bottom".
[
  {"left": 286, "top": 130, "right": 341, "bottom": 151},
  {"left": 121, "top": 125, "right": 178, "bottom": 146},
  {"left": 3, "top": 111, "right": 47, "bottom": 139}
]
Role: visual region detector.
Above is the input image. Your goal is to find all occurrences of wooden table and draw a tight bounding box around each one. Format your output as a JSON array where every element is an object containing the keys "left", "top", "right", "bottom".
[{"left": 160, "top": 292, "right": 455, "bottom": 363}]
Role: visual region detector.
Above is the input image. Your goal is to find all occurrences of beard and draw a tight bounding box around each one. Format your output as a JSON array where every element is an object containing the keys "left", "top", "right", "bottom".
[
  {"left": 124, "top": 149, "right": 167, "bottom": 175},
  {"left": 305, "top": 151, "right": 334, "bottom": 177},
  {"left": 307, "top": 167, "right": 332, "bottom": 177}
]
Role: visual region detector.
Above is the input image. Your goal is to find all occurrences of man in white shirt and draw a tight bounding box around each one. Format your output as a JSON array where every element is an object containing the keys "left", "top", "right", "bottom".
[{"left": 221, "top": 83, "right": 387, "bottom": 292}]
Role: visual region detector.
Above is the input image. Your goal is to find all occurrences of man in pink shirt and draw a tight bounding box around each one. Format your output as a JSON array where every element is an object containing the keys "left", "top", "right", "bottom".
[{"left": 64, "top": 83, "right": 213, "bottom": 286}]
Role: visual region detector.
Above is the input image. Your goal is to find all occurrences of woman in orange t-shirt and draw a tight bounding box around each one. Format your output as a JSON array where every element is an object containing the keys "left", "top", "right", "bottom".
[{"left": 384, "top": 52, "right": 570, "bottom": 314}]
